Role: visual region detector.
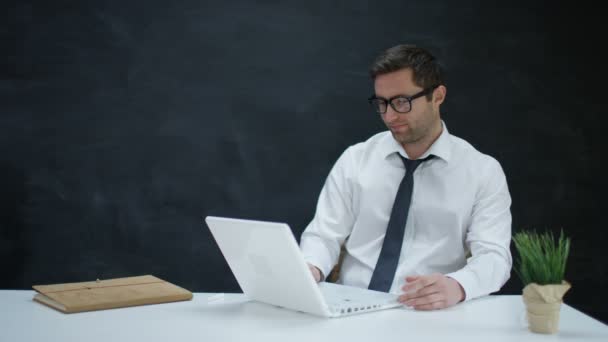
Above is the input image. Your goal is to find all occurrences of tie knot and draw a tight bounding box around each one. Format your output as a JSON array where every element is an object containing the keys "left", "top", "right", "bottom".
[{"left": 399, "top": 154, "right": 434, "bottom": 174}]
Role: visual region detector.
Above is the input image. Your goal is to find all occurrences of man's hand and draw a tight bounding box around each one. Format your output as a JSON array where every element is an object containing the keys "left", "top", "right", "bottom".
[
  {"left": 398, "top": 273, "right": 465, "bottom": 310},
  {"left": 307, "top": 263, "right": 322, "bottom": 283}
]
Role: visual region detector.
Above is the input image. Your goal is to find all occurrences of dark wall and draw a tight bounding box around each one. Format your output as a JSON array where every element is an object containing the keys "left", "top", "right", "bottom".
[{"left": 2, "top": 0, "right": 606, "bottom": 323}]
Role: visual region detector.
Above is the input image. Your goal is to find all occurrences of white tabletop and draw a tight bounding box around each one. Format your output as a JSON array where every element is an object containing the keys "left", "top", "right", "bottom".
[{"left": 1, "top": 291, "right": 606, "bottom": 342}]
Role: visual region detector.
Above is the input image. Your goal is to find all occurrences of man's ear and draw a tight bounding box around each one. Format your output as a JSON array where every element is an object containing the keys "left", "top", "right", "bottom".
[{"left": 433, "top": 85, "right": 447, "bottom": 106}]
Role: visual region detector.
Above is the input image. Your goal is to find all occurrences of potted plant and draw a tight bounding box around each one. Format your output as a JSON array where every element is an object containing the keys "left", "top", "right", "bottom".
[{"left": 512, "top": 229, "right": 571, "bottom": 334}]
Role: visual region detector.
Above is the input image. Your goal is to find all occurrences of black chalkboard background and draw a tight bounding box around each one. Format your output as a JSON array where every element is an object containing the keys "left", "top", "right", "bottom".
[{"left": 2, "top": 0, "right": 606, "bottom": 323}]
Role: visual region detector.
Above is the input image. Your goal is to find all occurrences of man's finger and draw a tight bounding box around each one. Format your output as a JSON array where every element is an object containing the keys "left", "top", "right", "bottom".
[
  {"left": 413, "top": 300, "right": 446, "bottom": 311},
  {"left": 405, "top": 275, "right": 419, "bottom": 283},
  {"left": 401, "top": 278, "right": 425, "bottom": 292},
  {"left": 402, "top": 275, "right": 438, "bottom": 293},
  {"left": 399, "top": 284, "right": 440, "bottom": 302},
  {"left": 406, "top": 292, "right": 444, "bottom": 306},
  {"left": 403, "top": 293, "right": 446, "bottom": 309}
]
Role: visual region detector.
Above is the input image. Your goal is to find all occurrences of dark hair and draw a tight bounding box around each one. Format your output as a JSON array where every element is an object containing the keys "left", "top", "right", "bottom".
[{"left": 370, "top": 44, "right": 445, "bottom": 99}]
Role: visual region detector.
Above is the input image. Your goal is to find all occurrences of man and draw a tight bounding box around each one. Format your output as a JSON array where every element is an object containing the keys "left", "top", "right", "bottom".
[{"left": 300, "top": 44, "right": 512, "bottom": 311}]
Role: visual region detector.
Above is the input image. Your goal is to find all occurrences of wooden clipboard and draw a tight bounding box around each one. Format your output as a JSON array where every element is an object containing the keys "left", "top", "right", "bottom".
[{"left": 32, "top": 275, "right": 193, "bottom": 313}]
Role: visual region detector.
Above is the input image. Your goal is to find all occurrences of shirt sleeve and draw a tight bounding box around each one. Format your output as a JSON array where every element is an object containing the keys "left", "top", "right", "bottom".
[
  {"left": 446, "top": 156, "right": 513, "bottom": 301},
  {"left": 300, "top": 147, "right": 356, "bottom": 280}
]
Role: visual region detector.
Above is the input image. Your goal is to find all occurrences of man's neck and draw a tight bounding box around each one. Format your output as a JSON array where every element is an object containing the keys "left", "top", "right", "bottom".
[{"left": 402, "top": 120, "right": 443, "bottom": 160}]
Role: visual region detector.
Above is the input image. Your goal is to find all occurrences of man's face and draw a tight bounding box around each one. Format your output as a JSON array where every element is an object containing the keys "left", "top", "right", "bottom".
[{"left": 373, "top": 68, "right": 442, "bottom": 146}]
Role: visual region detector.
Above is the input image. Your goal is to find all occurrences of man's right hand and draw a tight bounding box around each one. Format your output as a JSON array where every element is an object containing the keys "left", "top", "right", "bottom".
[{"left": 307, "top": 263, "right": 322, "bottom": 282}]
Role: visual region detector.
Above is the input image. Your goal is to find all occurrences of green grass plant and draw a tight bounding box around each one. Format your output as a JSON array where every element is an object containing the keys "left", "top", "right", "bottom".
[{"left": 513, "top": 230, "right": 571, "bottom": 286}]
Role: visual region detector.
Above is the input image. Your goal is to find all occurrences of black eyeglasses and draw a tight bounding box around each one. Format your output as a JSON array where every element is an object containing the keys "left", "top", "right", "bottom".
[{"left": 368, "top": 85, "right": 438, "bottom": 114}]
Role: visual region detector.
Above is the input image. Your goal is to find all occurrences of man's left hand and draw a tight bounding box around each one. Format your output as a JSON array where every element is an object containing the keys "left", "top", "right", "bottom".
[{"left": 398, "top": 273, "right": 465, "bottom": 310}]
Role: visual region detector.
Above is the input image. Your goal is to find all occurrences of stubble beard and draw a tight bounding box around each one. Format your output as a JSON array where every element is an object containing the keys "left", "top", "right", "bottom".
[{"left": 391, "top": 126, "right": 424, "bottom": 146}]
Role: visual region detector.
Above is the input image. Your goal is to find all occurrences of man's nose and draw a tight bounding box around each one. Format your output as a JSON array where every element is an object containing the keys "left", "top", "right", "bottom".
[{"left": 384, "top": 105, "right": 399, "bottom": 122}]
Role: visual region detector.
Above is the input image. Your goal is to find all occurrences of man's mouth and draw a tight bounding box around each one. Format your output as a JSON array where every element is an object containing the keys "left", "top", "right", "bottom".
[{"left": 390, "top": 123, "right": 408, "bottom": 129}]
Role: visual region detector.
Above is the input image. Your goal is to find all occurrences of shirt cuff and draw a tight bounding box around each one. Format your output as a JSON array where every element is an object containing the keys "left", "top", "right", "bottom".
[
  {"left": 301, "top": 238, "right": 335, "bottom": 282},
  {"left": 445, "top": 269, "right": 478, "bottom": 302}
]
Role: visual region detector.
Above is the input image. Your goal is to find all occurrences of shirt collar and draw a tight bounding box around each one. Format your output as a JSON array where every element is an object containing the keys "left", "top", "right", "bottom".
[{"left": 382, "top": 120, "right": 452, "bottom": 163}]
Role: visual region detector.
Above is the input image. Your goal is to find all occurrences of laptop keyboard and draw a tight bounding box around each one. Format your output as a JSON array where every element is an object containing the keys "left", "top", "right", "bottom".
[{"left": 318, "top": 282, "right": 400, "bottom": 315}]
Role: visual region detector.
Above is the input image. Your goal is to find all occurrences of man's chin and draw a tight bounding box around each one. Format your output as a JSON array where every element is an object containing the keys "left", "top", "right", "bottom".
[{"left": 390, "top": 132, "right": 414, "bottom": 145}]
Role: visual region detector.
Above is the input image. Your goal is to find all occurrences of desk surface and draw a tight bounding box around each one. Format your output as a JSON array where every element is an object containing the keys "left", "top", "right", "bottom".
[{"left": 1, "top": 291, "right": 606, "bottom": 342}]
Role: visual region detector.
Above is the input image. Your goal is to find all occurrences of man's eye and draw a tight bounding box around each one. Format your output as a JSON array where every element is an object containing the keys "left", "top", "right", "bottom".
[{"left": 394, "top": 98, "right": 408, "bottom": 106}]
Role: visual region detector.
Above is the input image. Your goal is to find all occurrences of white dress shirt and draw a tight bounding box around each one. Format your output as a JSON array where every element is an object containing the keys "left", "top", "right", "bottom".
[{"left": 300, "top": 122, "right": 512, "bottom": 301}]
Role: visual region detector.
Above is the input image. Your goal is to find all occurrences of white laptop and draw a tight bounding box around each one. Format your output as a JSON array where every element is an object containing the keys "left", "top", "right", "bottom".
[{"left": 205, "top": 216, "right": 401, "bottom": 318}]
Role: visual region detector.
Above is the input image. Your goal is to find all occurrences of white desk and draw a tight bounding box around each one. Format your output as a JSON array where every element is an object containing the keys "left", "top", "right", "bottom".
[{"left": 1, "top": 291, "right": 606, "bottom": 341}]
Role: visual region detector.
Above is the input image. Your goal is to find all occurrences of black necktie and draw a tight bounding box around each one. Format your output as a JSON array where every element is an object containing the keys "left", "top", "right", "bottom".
[{"left": 368, "top": 154, "right": 434, "bottom": 292}]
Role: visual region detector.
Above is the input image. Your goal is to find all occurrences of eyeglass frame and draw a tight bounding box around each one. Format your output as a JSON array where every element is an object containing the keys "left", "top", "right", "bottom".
[{"left": 367, "top": 85, "right": 439, "bottom": 114}]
